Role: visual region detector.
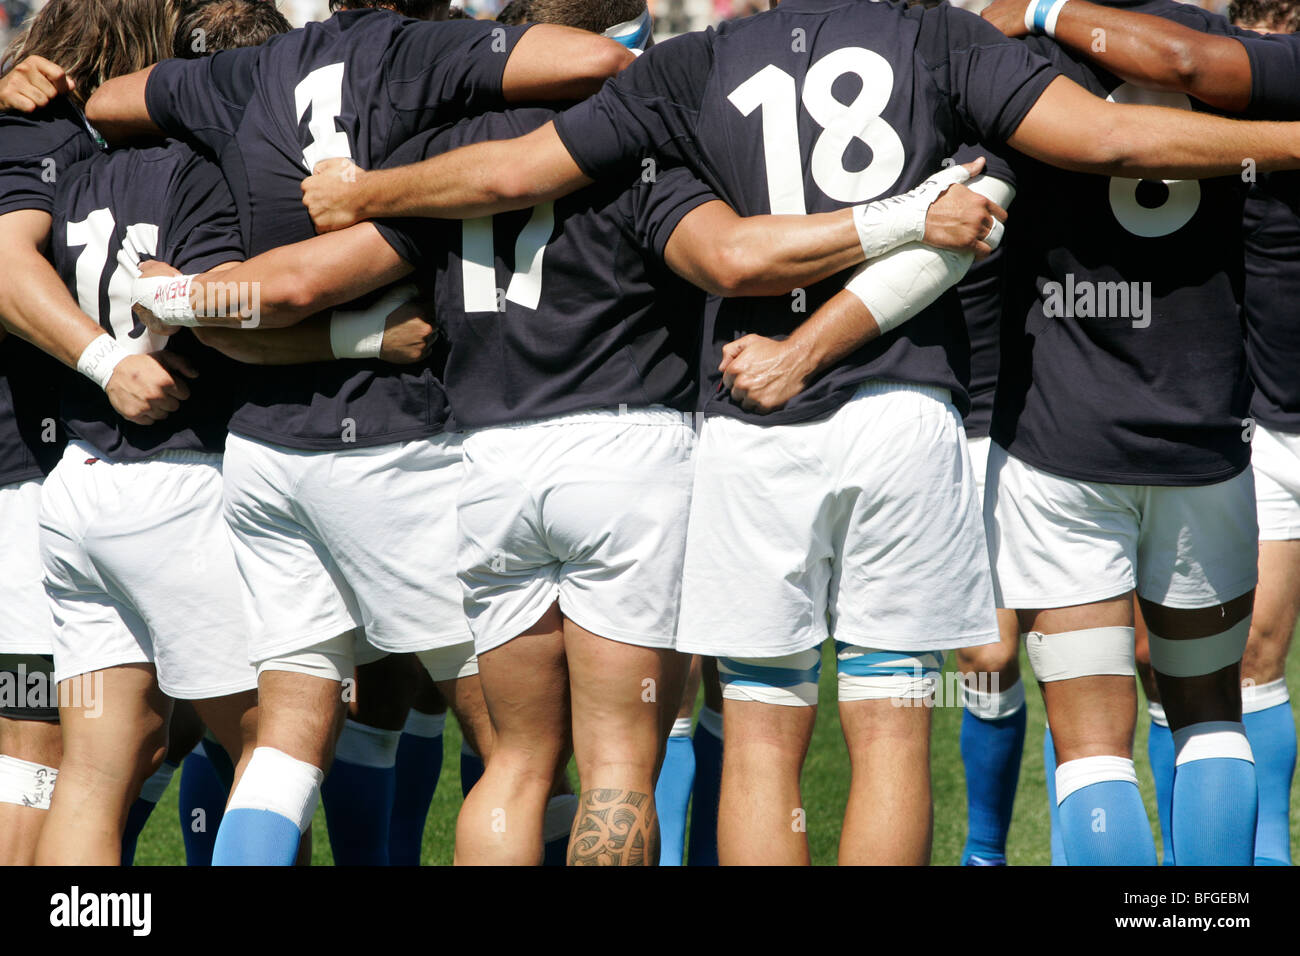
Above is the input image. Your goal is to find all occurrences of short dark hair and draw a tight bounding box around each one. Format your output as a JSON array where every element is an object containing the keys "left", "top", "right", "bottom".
[
  {"left": 1229, "top": 0, "right": 1300, "bottom": 31},
  {"left": 447, "top": 4, "right": 469, "bottom": 17},
  {"left": 174, "top": 0, "right": 290, "bottom": 58},
  {"left": 329, "top": 0, "right": 449, "bottom": 18},
  {"left": 496, "top": 0, "right": 531, "bottom": 25},
  {"left": 522, "top": 0, "right": 645, "bottom": 33}
]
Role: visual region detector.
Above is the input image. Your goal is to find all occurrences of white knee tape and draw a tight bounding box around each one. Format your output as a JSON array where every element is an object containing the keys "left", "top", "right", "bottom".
[
  {"left": 719, "top": 650, "right": 822, "bottom": 708},
  {"left": 334, "top": 719, "right": 401, "bottom": 770},
  {"left": 1243, "top": 677, "right": 1289, "bottom": 714},
  {"left": 1148, "top": 617, "right": 1250, "bottom": 678},
  {"left": 1024, "top": 627, "right": 1135, "bottom": 683},
  {"left": 226, "top": 747, "right": 324, "bottom": 832},
  {"left": 836, "top": 648, "right": 945, "bottom": 703},
  {"left": 0, "top": 755, "right": 58, "bottom": 810},
  {"left": 1172, "top": 721, "right": 1254, "bottom": 767},
  {"left": 1054, "top": 754, "right": 1138, "bottom": 805},
  {"left": 962, "top": 677, "right": 1026, "bottom": 721}
]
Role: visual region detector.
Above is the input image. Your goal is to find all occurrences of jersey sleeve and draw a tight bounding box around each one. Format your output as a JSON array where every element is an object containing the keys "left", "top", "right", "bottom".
[
  {"left": 1238, "top": 34, "right": 1300, "bottom": 117},
  {"left": 163, "top": 154, "right": 246, "bottom": 273},
  {"left": 632, "top": 165, "right": 719, "bottom": 262},
  {"left": 553, "top": 29, "right": 713, "bottom": 181},
  {"left": 145, "top": 50, "right": 255, "bottom": 154},
  {"left": 927, "top": 7, "right": 1060, "bottom": 147},
  {"left": 385, "top": 20, "right": 531, "bottom": 117},
  {"left": 372, "top": 128, "right": 455, "bottom": 270},
  {"left": 0, "top": 111, "right": 95, "bottom": 217}
]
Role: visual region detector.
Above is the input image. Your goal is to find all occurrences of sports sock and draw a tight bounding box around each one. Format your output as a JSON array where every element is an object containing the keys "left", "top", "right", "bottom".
[
  {"left": 321, "top": 718, "right": 401, "bottom": 866},
  {"left": 1171, "top": 721, "right": 1257, "bottom": 866},
  {"left": 542, "top": 793, "right": 579, "bottom": 866},
  {"left": 460, "top": 738, "right": 485, "bottom": 797},
  {"left": 686, "top": 705, "right": 722, "bottom": 866},
  {"left": 1042, "top": 724, "right": 1065, "bottom": 866},
  {"left": 121, "top": 759, "right": 178, "bottom": 866},
  {"left": 1242, "top": 679, "right": 1295, "bottom": 866},
  {"left": 389, "top": 710, "right": 445, "bottom": 866},
  {"left": 655, "top": 717, "right": 696, "bottom": 866},
  {"left": 179, "top": 743, "right": 230, "bottom": 867},
  {"left": 213, "top": 747, "right": 323, "bottom": 866},
  {"left": 1145, "top": 702, "right": 1176, "bottom": 866},
  {"left": 960, "top": 678, "right": 1026, "bottom": 865},
  {"left": 1056, "top": 755, "right": 1156, "bottom": 865}
]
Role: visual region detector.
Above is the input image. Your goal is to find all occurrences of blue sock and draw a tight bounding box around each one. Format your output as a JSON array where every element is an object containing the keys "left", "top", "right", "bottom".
[
  {"left": 960, "top": 680, "right": 1026, "bottom": 865},
  {"left": 389, "top": 710, "right": 445, "bottom": 866},
  {"left": 655, "top": 719, "right": 696, "bottom": 866},
  {"left": 179, "top": 744, "right": 229, "bottom": 866},
  {"left": 460, "top": 739, "right": 485, "bottom": 797},
  {"left": 1146, "top": 704, "right": 1176, "bottom": 866},
  {"left": 1243, "top": 681, "right": 1295, "bottom": 866},
  {"left": 121, "top": 759, "right": 178, "bottom": 866},
  {"left": 543, "top": 794, "right": 578, "bottom": 866},
  {"left": 1043, "top": 725, "right": 1066, "bottom": 866},
  {"left": 686, "top": 706, "right": 722, "bottom": 867},
  {"left": 211, "top": 746, "right": 321, "bottom": 866},
  {"left": 1171, "top": 721, "right": 1258, "bottom": 866},
  {"left": 321, "top": 719, "right": 401, "bottom": 866},
  {"left": 1056, "top": 756, "right": 1157, "bottom": 865}
]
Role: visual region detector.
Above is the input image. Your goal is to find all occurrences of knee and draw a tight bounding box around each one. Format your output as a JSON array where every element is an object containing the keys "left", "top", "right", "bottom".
[{"left": 956, "top": 643, "right": 1021, "bottom": 683}]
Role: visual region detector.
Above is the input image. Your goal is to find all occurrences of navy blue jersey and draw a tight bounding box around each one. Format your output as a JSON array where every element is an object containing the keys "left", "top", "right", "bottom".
[
  {"left": 382, "top": 109, "right": 714, "bottom": 430},
  {"left": 142, "top": 9, "right": 530, "bottom": 449},
  {"left": 50, "top": 142, "right": 245, "bottom": 459},
  {"left": 990, "top": 2, "right": 1255, "bottom": 486},
  {"left": 0, "top": 100, "right": 97, "bottom": 485},
  {"left": 1243, "top": 171, "right": 1300, "bottom": 433},
  {"left": 953, "top": 144, "right": 1005, "bottom": 440},
  {"left": 553, "top": 0, "right": 1058, "bottom": 425},
  {"left": 1238, "top": 31, "right": 1300, "bottom": 117}
]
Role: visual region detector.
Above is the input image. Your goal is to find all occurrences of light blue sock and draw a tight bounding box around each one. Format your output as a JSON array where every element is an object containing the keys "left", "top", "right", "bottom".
[
  {"left": 687, "top": 706, "right": 722, "bottom": 867},
  {"left": 121, "top": 759, "right": 178, "bottom": 866},
  {"left": 1146, "top": 704, "right": 1176, "bottom": 866},
  {"left": 179, "top": 744, "right": 229, "bottom": 866},
  {"left": 389, "top": 710, "right": 445, "bottom": 866},
  {"left": 1056, "top": 755, "right": 1157, "bottom": 865},
  {"left": 655, "top": 719, "right": 696, "bottom": 866},
  {"left": 321, "top": 719, "right": 401, "bottom": 866},
  {"left": 1243, "top": 680, "right": 1295, "bottom": 866},
  {"left": 1043, "top": 725, "right": 1066, "bottom": 866},
  {"left": 1171, "top": 721, "right": 1258, "bottom": 866},
  {"left": 960, "top": 680, "right": 1026, "bottom": 865},
  {"left": 212, "top": 747, "right": 322, "bottom": 866},
  {"left": 461, "top": 738, "right": 485, "bottom": 797}
]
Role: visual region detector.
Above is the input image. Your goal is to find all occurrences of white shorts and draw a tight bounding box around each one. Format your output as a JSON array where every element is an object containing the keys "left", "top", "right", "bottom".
[
  {"left": 39, "top": 442, "right": 256, "bottom": 700},
  {"left": 678, "top": 382, "right": 999, "bottom": 658},
  {"left": 457, "top": 407, "right": 695, "bottom": 654},
  {"left": 223, "top": 433, "right": 471, "bottom": 664},
  {"left": 0, "top": 478, "right": 55, "bottom": 656},
  {"left": 968, "top": 434, "right": 992, "bottom": 505},
  {"left": 1252, "top": 424, "right": 1300, "bottom": 541},
  {"left": 986, "top": 443, "right": 1259, "bottom": 610}
]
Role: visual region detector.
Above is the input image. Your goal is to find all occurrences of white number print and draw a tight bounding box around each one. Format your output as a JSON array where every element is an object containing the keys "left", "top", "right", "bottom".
[
  {"left": 461, "top": 204, "right": 557, "bottom": 313},
  {"left": 728, "top": 48, "right": 906, "bottom": 214},
  {"left": 1106, "top": 83, "right": 1201, "bottom": 238},
  {"left": 295, "top": 63, "right": 352, "bottom": 173},
  {"left": 66, "top": 210, "right": 160, "bottom": 347}
]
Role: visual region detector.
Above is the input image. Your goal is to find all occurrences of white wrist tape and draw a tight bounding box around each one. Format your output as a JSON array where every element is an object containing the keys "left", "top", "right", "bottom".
[
  {"left": 130, "top": 273, "right": 199, "bottom": 326},
  {"left": 850, "top": 163, "right": 972, "bottom": 261},
  {"left": 76, "top": 333, "right": 131, "bottom": 390},
  {"left": 329, "top": 282, "right": 419, "bottom": 360},
  {"left": 968, "top": 174, "right": 1016, "bottom": 252},
  {"left": 1025, "top": 0, "right": 1070, "bottom": 37}
]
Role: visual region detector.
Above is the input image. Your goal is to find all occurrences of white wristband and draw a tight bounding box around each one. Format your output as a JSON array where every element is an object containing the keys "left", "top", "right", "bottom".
[
  {"left": 1025, "top": 0, "right": 1070, "bottom": 36},
  {"left": 329, "top": 282, "right": 419, "bottom": 360},
  {"left": 76, "top": 333, "right": 131, "bottom": 391},
  {"left": 850, "top": 163, "right": 972, "bottom": 261},
  {"left": 130, "top": 273, "right": 199, "bottom": 326}
]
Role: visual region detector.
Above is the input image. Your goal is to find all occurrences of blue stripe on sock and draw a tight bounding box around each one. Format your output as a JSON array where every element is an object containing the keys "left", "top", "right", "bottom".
[
  {"left": 212, "top": 808, "right": 303, "bottom": 866},
  {"left": 1058, "top": 778, "right": 1157, "bottom": 866},
  {"left": 655, "top": 735, "right": 696, "bottom": 866}
]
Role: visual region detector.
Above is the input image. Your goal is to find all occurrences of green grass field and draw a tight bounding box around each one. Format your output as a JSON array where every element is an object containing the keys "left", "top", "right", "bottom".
[{"left": 132, "top": 643, "right": 1300, "bottom": 866}]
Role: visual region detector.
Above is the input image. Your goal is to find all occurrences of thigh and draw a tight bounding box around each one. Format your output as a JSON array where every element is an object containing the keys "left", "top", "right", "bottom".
[
  {"left": 58, "top": 663, "right": 170, "bottom": 785},
  {"left": 475, "top": 603, "right": 568, "bottom": 767},
  {"left": 1246, "top": 540, "right": 1300, "bottom": 681}
]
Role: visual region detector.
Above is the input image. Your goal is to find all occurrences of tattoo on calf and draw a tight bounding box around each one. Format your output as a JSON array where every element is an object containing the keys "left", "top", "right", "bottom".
[{"left": 568, "top": 788, "right": 658, "bottom": 866}]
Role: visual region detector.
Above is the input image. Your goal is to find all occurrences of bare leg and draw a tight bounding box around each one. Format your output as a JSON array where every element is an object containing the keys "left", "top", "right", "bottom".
[{"left": 0, "top": 715, "right": 61, "bottom": 865}]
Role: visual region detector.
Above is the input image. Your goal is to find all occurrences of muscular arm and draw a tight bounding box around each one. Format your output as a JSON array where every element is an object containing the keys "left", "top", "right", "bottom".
[
  {"left": 502, "top": 25, "right": 634, "bottom": 102},
  {"left": 194, "top": 321, "right": 332, "bottom": 365},
  {"left": 1008, "top": 75, "right": 1300, "bottom": 177},
  {"left": 983, "top": 0, "right": 1253, "bottom": 113},
  {"left": 83, "top": 66, "right": 159, "bottom": 143}
]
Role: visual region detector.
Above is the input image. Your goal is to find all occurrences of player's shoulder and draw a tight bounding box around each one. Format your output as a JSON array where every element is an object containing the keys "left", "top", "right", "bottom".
[
  {"left": 1118, "top": 0, "right": 1241, "bottom": 35},
  {"left": 0, "top": 97, "right": 94, "bottom": 162}
]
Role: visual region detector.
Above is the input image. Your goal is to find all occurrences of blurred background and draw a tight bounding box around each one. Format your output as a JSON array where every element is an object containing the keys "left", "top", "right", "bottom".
[{"left": 0, "top": 0, "right": 1240, "bottom": 53}]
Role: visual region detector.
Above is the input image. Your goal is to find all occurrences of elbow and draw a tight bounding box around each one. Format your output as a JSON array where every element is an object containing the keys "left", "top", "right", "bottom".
[{"left": 1161, "top": 36, "right": 1204, "bottom": 94}]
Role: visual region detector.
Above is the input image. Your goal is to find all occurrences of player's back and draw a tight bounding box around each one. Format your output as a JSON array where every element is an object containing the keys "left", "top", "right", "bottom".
[
  {"left": 50, "top": 142, "right": 245, "bottom": 459},
  {"left": 991, "top": 0, "right": 1254, "bottom": 485},
  {"left": 387, "top": 109, "right": 709, "bottom": 431},
  {"left": 1243, "top": 170, "right": 1300, "bottom": 432}
]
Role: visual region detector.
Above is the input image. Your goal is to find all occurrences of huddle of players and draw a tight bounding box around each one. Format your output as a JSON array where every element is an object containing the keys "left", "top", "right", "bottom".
[{"left": 0, "top": 0, "right": 1297, "bottom": 867}]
